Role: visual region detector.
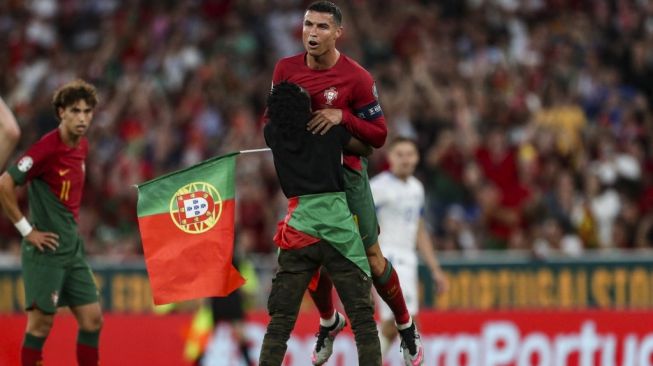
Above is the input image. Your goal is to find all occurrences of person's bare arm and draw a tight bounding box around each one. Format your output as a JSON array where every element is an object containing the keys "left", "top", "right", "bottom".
[
  {"left": 307, "top": 72, "right": 387, "bottom": 148},
  {"left": 416, "top": 218, "right": 448, "bottom": 295},
  {"left": 344, "top": 136, "right": 373, "bottom": 157},
  {"left": 0, "top": 172, "right": 59, "bottom": 251},
  {"left": 0, "top": 97, "right": 20, "bottom": 170}
]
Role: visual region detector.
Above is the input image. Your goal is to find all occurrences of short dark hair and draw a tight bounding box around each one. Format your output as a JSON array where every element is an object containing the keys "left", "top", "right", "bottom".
[
  {"left": 388, "top": 136, "right": 418, "bottom": 150},
  {"left": 52, "top": 79, "right": 98, "bottom": 120},
  {"left": 307, "top": 1, "right": 342, "bottom": 26},
  {"left": 267, "top": 81, "right": 312, "bottom": 133}
]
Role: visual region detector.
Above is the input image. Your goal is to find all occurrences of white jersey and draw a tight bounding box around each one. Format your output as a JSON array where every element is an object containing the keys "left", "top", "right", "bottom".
[
  {"left": 370, "top": 171, "right": 424, "bottom": 254},
  {"left": 370, "top": 171, "right": 425, "bottom": 318}
]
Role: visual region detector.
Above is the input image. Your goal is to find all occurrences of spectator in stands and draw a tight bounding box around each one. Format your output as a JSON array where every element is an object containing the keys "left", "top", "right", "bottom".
[{"left": 1, "top": 0, "right": 653, "bottom": 262}]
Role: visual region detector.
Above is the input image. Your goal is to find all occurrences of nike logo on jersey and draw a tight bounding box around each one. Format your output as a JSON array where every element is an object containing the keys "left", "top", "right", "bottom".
[{"left": 58, "top": 169, "right": 70, "bottom": 176}]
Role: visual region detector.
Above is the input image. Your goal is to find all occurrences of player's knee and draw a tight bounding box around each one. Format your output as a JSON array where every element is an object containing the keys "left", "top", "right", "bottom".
[
  {"left": 79, "top": 313, "right": 103, "bottom": 332},
  {"left": 89, "top": 313, "right": 103, "bottom": 332},
  {"left": 370, "top": 262, "right": 385, "bottom": 278},
  {"left": 367, "top": 251, "right": 387, "bottom": 277},
  {"left": 27, "top": 314, "right": 54, "bottom": 337},
  {"left": 94, "top": 313, "right": 104, "bottom": 331}
]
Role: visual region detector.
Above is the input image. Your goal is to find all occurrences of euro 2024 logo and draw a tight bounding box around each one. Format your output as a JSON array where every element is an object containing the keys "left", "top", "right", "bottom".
[{"left": 169, "top": 182, "right": 222, "bottom": 234}]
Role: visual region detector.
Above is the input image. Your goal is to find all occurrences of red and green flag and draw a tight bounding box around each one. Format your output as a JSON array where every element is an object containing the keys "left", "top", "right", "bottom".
[
  {"left": 136, "top": 152, "right": 245, "bottom": 305},
  {"left": 275, "top": 192, "right": 371, "bottom": 277}
]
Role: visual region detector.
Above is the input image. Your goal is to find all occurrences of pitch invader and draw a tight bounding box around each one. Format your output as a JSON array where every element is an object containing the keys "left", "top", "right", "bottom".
[{"left": 268, "top": 2, "right": 426, "bottom": 365}]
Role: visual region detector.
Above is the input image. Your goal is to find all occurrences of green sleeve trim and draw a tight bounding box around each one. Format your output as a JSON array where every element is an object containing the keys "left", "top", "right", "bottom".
[{"left": 7, "top": 165, "right": 26, "bottom": 185}]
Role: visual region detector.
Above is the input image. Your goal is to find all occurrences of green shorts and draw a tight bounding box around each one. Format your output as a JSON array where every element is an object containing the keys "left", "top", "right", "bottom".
[
  {"left": 343, "top": 159, "right": 379, "bottom": 249},
  {"left": 22, "top": 256, "right": 99, "bottom": 314}
]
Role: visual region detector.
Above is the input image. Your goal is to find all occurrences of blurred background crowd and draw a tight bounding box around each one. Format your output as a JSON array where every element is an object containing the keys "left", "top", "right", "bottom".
[{"left": 2, "top": 0, "right": 653, "bottom": 262}]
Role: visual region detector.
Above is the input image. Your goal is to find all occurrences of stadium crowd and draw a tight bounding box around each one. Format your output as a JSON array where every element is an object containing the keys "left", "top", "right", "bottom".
[{"left": 1, "top": 0, "right": 653, "bottom": 260}]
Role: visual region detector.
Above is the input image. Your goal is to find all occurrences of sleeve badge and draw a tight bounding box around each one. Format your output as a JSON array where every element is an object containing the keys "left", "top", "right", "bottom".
[{"left": 17, "top": 156, "right": 33, "bottom": 172}]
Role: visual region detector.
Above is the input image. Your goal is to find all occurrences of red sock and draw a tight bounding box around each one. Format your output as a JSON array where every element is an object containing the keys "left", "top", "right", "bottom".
[
  {"left": 374, "top": 260, "right": 411, "bottom": 325},
  {"left": 77, "top": 343, "right": 99, "bottom": 366},
  {"left": 309, "top": 270, "right": 335, "bottom": 319},
  {"left": 22, "top": 333, "right": 45, "bottom": 366},
  {"left": 21, "top": 347, "right": 42, "bottom": 366}
]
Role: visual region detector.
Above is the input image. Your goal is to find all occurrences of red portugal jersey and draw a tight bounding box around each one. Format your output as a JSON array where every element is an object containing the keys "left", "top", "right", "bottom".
[
  {"left": 10, "top": 129, "right": 87, "bottom": 220},
  {"left": 8, "top": 129, "right": 88, "bottom": 261},
  {"left": 271, "top": 53, "right": 387, "bottom": 170}
]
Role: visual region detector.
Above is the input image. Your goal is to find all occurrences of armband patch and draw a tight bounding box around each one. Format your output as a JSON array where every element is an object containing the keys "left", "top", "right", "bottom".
[{"left": 354, "top": 101, "right": 383, "bottom": 121}]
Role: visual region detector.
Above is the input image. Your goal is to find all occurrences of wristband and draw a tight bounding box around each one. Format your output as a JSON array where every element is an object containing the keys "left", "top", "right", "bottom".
[{"left": 14, "top": 217, "right": 33, "bottom": 237}]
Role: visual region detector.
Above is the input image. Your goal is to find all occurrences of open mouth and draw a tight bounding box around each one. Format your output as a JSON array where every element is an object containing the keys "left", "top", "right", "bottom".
[{"left": 308, "top": 40, "right": 318, "bottom": 48}]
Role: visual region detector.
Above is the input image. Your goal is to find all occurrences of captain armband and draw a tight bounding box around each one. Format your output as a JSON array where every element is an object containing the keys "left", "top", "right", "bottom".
[{"left": 354, "top": 101, "right": 384, "bottom": 121}]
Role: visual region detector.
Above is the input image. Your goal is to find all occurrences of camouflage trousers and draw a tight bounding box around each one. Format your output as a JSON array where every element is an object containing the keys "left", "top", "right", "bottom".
[{"left": 259, "top": 240, "right": 381, "bottom": 366}]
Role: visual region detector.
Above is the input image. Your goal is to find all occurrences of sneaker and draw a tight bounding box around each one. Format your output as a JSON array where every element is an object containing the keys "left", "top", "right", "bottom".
[
  {"left": 311, "top": 312, "right": 346, "bottom": 365},
  {"left": 398, "top": 322, "right": 424, "bottom": 366}
]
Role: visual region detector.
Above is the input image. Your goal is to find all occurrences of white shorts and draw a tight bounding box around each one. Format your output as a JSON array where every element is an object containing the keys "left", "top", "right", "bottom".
[{"left": 376, "top": 249, "right": 418, "bottom": 322}]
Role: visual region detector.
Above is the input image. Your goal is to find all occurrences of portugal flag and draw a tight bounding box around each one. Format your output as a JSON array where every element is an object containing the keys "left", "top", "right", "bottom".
[{"left": 136, "top": 152, "right": 245, "bottom": 305}]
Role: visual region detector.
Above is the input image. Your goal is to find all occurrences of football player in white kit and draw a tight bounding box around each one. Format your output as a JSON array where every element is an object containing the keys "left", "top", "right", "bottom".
[{"left": 370, "top": 137, "right": 448, "bottom": 357}]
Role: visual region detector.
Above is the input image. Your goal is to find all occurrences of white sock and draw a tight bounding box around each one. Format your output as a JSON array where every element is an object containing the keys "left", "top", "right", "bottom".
[
  {"left": 379, "top": 334, "right": 391, "bottom": 356},
  {"left": 396, "top": 316, "right": 413, "bottom": 331},
  {"left": 320, "top": 311, "right": 338, "bottom": 327}
]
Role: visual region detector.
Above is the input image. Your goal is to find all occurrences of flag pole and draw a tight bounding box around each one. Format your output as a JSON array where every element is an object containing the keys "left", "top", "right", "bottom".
[{"left": 239, "top": 148, "right": 271, "bottom": 154}]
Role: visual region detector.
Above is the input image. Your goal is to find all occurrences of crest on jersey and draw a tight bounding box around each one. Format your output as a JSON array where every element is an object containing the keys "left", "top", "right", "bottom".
[
  {"left": 17, "top": 156, "right": 33, "bottom": 172},
  {"left": 169, "top": 182, "right": 223, "bottom": 234},
  {"left": 324, "top": 87, "right": 338, "bottom": 105}
]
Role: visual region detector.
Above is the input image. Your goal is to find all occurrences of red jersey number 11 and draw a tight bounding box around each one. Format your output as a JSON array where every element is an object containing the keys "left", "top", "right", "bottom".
[{"left": 60, "top": 180, "right": 71, "bottom": 201}]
